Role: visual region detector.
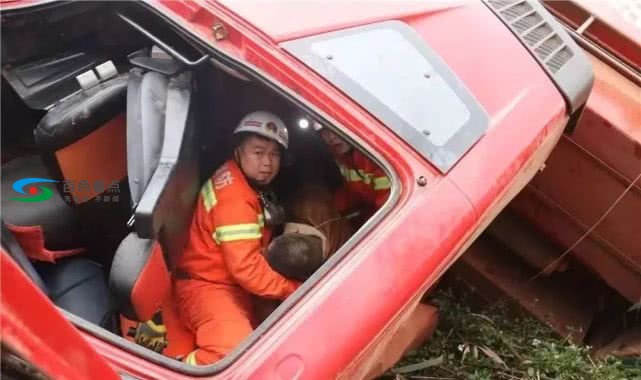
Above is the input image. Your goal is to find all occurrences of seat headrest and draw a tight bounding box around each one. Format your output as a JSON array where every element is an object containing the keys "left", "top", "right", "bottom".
[
  {"left": 34, "top": 75, "right": 128, "bottom": 151},
  {"left": 109, "top": 232, "right": 170, "bottom": 321}
]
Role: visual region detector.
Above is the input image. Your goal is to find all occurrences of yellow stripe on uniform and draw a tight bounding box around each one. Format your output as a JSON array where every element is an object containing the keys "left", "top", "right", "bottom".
[
  {"left": 258, "top": 213, "right": 265, "bottom": 227},
  {"left": 339, "top": 165, "right": 375, "bottom": 185},
  {"left": 185, "top": 350, "right": 199, "bottom": 366},
  {"left": 200, "top": 179, "right": 217, "bottom": 211},
  {"left": 213, "top": 223, "right": 262, "bottom": 244},
  {"left": 373, "top": 176, "right": 392, "bottom": 190}
]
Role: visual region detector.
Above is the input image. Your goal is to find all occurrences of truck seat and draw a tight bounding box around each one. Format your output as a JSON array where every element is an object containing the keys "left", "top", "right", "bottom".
[
  {"left": 1, "top": 221, "right": 115, "bottom": 330},
  {"left": 1, "top": 74, "right": 129, "bottom": 261},
  {"left": 35, "top": 74, "right": 128, "bottom": 205},
  {"left": 110, "top": 62, "right": 200, "bottom": 323},
  {"left": 110, "top": 233, "right": 169, "bottom": 321},
  {"left": 36, "top": 256, "right": 116, "bottom": 331},
  {"left": 1, "top": 155, "right": 82, "bottom": 261}
]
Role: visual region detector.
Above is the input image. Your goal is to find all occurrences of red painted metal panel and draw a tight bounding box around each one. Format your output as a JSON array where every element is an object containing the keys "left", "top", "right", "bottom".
[
  {"left": 213, "top": 0, "right": 468, "bottom": 43},
  {"left": 400, "top": 2, "right": 567, "bottom": 221},
  {"left": 0, "top": 251, "right": 119, "bottom": 380},
  {"left": 571, "top": 54, "right": 641, "bottom": 180},
  {"left": 511, "top": 187, "right": 641, "bottom": 302},
  {"left": 0, "top": 0, "right": 51, "bottom": 10},
  {"left": 84, "top": 333, "right": 196, "bottom": 380},
  {"left": 544, "top": 0, "right": 641, "bottom": 72},
  {"left": 509, "top": 51, "right": 641, "bottom": 302},
  {"left": 234, "top": 179, "right": 476, "bottom": 379},
  {"left": 529, "top": 138, "right": 641, "bottom": 262},
  {"left": 579, "top": 1, "right": 641, "bottom": 46}
]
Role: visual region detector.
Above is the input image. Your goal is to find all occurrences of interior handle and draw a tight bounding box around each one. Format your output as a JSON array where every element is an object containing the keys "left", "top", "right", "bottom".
[{"left": 118, "top": 13, "right": 209, "bottom": 67}]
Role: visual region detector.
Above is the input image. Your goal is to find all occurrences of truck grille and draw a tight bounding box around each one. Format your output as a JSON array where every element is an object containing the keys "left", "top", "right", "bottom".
[{"left": 488, "top": 0, "right": 573, "bottom": 73}]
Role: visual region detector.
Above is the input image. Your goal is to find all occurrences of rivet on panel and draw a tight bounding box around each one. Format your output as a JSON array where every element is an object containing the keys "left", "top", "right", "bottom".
[{"left": 212, "top": 22, "right": 229, "bottom": 41}]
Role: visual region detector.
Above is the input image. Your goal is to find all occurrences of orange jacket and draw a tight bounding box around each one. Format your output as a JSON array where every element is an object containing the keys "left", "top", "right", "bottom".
[
  {"left": 176, "top": 160, "right": 298, "bottom": 299},
  {"left": 334, "top": 149, "right": 391, "bottom": 215}
]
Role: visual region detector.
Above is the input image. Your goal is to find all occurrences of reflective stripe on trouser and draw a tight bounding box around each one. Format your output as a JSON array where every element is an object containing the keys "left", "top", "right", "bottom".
[
  {"left": 184, "top": 350, "right": 199, "bottom": 366},
  {"left": 174, "top": 280, "right": 254, "bottom": 366}
]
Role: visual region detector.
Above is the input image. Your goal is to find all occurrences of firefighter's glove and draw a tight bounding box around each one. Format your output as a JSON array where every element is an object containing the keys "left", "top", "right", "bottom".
[{"left": 128, "top": 313, "right": 168, "bottom": 354}]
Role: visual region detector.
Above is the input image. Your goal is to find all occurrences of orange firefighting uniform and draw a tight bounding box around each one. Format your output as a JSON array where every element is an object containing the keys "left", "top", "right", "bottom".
[
  {"left": 334, "top": 149, "right": 391, "bottom": 219},
  {"left": 174, "top": 160, "right": 299, "bottom": 365}
]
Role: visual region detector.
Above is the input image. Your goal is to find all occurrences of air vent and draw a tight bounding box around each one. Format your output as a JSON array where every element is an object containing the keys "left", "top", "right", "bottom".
[
  {"left": 513, "top": 13, "right": 543, "bottom": 33},
  {"left": 501, "top": 2, "right": 534, "bottom": 21},
  {"left": 484, "top": 0, "right": 595, "bottom": 115},
  {"left": 489, "top": 0, "right": 573, "bottom": 75},
  {"left": 547, "top": 46, "right": 574, "bottom": 73},
  {"left": 523, "top": 23, "right": 554, "bottom": 45},
  {"left": 535, "top": 35, "right": 563, "bottom": 59},
  {"left": 488, "top": 0, "right": 518, "bottom": 10}
]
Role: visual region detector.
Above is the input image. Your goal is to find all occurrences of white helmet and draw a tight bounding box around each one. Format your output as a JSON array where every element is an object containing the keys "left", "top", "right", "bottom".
[
  {"left": 312, "top": 121, "right": 324, "bottom": 131},
  {"left": 233, "top": 111, "right": 289, "bottom": 149}
]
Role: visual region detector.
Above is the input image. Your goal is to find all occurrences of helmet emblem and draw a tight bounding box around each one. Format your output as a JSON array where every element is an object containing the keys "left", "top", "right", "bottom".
[{"left": 265, "top": 122, "right": 278, "bottom": 134}]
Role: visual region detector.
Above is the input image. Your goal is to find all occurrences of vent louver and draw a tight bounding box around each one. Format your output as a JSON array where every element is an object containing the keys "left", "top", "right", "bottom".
[
  {"left": 488, "top": 0, "right": 573, "bottom": 73},
  {"left": 484, "top": 0, "right": 594, "bottom": 114}
]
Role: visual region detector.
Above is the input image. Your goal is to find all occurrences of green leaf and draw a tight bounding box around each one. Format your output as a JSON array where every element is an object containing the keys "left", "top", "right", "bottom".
[
  {"left": 470, "top": 313, "right": 495, "bottom": 325},
  {"left": 393, "top": 355, "right": 444, "bottom": 374},
  {"left": 479, "top": 346, "right": 507, "bottom": 368}
]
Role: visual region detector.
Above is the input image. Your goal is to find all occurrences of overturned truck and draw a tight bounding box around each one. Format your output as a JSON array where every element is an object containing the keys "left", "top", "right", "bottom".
[
  {"left": 2, "top": 0, "right": 635, "bottom": 379},
  {"left": 453, "top": 0, "right": 641, "bottom": 360}
]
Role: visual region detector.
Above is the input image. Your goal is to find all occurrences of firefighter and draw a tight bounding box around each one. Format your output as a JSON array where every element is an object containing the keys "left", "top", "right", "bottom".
[
  {"left": 317, "top": 126, "right": 391, "bottom": 223},
  {"left": 174, "top": 111, "right": 300, "bottom": 366}
]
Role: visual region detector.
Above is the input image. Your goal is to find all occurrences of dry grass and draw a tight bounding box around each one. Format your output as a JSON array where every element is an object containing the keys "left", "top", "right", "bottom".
[{"left": 381, "top": 287, "right": 641, "bottom": 380}]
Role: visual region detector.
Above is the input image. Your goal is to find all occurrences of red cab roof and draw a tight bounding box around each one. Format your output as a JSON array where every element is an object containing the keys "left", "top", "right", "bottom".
[{"left": 218, "top": 0, "right": 469, "bottom": 42}]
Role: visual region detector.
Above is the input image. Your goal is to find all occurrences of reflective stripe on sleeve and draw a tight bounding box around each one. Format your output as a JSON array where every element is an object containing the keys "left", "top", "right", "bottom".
[
  {"left": 213, "top": 223, "right": 262, "bottom": 244},
  {"left": 373, "top": 176, "right": 392, "bottom": 190},
  {"left": 201, "top": 179, "right": 217, "bottom": 211},
  {"left": 339, "top": 165, "right": 373, "bottom": 184}
]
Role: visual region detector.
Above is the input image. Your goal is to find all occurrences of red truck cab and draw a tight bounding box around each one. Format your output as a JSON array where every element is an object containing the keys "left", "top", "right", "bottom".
[{"left": 0, "top": 1, "right": 593, "bottom": 379}]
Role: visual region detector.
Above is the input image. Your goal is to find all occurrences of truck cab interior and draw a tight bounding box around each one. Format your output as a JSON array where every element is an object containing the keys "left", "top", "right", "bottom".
[{"left": 0, "top": 0, "right": 393, "bottom": 366}]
